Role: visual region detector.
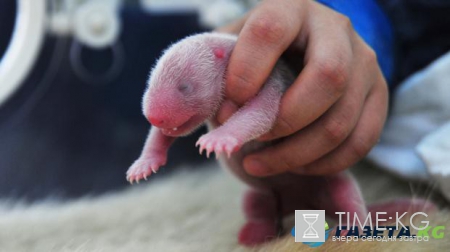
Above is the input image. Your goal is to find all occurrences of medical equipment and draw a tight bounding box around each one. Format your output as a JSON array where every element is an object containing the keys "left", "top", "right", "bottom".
[
  {"left": 0, "top": 0, "right": 46, "bottom": 107},
  {"left": 0, "top": 0, "right": 249, "bottom": 107}
]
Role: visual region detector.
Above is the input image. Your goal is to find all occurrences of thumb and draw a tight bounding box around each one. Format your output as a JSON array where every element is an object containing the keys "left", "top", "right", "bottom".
[{"left": 225, "top": 0, "right": 301, "bottom": 104}]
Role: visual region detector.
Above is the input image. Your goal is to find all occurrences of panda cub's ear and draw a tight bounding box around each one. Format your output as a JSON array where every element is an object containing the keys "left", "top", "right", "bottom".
[{"left": 213, "top": 48, "right": 226, "bottom": 59}]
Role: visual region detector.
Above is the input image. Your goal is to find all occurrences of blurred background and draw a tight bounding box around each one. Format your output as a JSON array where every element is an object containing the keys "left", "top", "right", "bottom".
[{"left": 0, "top": 0, "right": 254, "bottom": 200}]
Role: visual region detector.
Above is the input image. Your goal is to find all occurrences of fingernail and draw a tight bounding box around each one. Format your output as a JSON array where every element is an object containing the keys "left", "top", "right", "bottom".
[
  {"left": 257, "top": 134, "right": 270, "bottom": 142},
  {"left": 244, "top": 157, "right": 270, "bottom": 176}
]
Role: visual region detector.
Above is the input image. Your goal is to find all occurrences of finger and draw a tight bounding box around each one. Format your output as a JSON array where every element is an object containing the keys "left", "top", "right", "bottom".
[
  {"left": 216, "top": 100, "right": 239, "bottom": 125},
  {"left": 293, "top": 76, "right": 388, "bottom": 175},
  {"left": 260, "top": 3, "right": 355, "bottom": 141},
  {"left": 243, "top": 74, "right": 369, "bottom": 177},
  {"left": 225, "top": 0, "right": 304, "bottom": 105}
]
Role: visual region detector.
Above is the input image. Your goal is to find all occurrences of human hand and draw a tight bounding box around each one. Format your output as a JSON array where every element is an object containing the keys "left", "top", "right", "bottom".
[{"left": 216, "top": 0, "right": 389, "bottom": 176}]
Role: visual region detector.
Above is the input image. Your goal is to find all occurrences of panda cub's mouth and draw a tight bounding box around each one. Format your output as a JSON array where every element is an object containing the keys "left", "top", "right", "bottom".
[{"left": 159, "top": 115, "right": 204, "bottom": 137}]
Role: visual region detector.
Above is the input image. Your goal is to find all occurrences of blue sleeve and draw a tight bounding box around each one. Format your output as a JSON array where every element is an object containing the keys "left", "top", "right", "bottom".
[{"left": 316, "top": 0, "right": 394, "bottom": 84}]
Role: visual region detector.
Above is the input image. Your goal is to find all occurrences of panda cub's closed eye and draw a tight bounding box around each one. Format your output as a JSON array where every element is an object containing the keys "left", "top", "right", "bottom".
[{"left": 178, "top": 83, "right": 192, "bottom": 94}]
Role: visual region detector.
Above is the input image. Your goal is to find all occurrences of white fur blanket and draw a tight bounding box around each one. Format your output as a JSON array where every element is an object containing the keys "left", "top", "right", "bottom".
[{"left": 0, "top": 162, "right": 447, "bottom": 252}]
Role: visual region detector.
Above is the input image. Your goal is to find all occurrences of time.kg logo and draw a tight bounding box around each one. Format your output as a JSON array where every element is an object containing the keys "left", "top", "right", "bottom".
[{"left": 291, "top": 210, "right": 332, "bottom": 248}]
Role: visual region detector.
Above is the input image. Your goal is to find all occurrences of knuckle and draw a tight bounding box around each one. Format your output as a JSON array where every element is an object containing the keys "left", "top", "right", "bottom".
[
  {"left": 363, "top": 46, "right": 378, "bottom": 65},
  {"left": 314, "top": 59, "right": 348, "bottom": 96},
  {"left": 273, "top": 115, "right": 296, "bottom": 138},
  {"left": 280, "top": 155, "right": 297, "bottom": 171},
  {"left": 227, "top": 71, "right": 255, "bottom": 100},
  {"left": 228, "top": 71, "right": 252, "bottom": 88},
  {"left": 350, "top": 136, "right": 374, "bottom": 160},
  {"left": 247, "top": 14, "right": 287, "bottom": 45},
  {"left": 336, "top": 14, "right": 353, "bottom": 31},
  {"left": 322, "top": 117, "right": 350, "bottom": 145}
]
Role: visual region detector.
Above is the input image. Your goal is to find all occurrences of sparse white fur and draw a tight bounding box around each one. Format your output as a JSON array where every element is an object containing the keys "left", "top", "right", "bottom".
[{"left": 142, "top": 33, "right": 239, "bottom": 120}]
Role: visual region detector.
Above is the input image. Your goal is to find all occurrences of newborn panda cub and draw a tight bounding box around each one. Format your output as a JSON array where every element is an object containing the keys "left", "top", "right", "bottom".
[{"left": 127, "top": 32, "right": 433, "bottom": 246}]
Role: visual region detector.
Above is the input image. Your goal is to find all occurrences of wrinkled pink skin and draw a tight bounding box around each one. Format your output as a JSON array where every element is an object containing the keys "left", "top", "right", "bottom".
[{"left": 126, "top": 33, "right": 436, "bottom": 246}]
